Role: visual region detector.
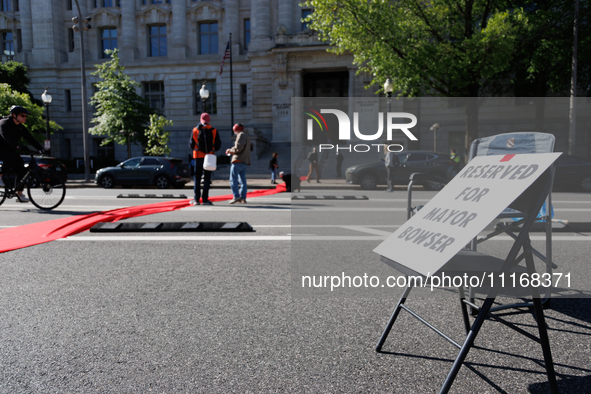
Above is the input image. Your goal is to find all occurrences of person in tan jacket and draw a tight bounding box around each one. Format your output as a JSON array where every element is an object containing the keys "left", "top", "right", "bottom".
[{"left": 225, "top": 123, "right": 251, "bottom": 204}]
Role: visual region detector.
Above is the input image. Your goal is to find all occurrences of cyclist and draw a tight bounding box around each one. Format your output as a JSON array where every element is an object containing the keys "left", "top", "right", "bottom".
[{"left": 0, "top": 105, "right": 45, "bottom": 203}]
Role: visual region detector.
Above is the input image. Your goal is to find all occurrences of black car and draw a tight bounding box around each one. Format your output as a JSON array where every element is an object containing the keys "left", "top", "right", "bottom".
[
  {"left": 21, "top": 155, "right": 68, "bottom": 181},
  {"left": 95, "top": 156, "right": 191, "bottom": 189},
  {"left": 346, "top": 151, "right": 457, "bottom": 190},
  {"left": 553, "top": 154, "right": 591, "bottom": 192}
]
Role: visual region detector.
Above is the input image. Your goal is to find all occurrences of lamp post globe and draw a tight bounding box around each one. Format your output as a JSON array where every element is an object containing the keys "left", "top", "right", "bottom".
[
  {"left": 199, "top": 81, "right": 210, "bottom": 113},
  {"left": 41, "top": 87, "right": 52, "bottom": 155},
  {"left": 384, "top": 78, "right": 394, "bottom": 112}
]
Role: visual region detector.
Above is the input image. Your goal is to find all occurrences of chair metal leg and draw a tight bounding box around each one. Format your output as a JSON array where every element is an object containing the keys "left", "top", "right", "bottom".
[
  {"left": 532, "top": 297, "right": 559, "bottom": 393},
  {"left": 457, "top": 287, "right": 471, "bottom": 334},
  {"left": 439, "top": 297, "right": 496, "bottom": 394},
  {"left": 376, "top": 285, "right": 413, "bottom": 352},
  {"left": 525, "top": 240, "right": 559, "bottom": 393}
]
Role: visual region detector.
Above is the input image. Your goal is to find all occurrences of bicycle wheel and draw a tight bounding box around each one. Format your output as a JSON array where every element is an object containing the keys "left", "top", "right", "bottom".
[
  {"left": 27, "top": 170, "right": 66, "bottom": 210},
  {"left": 0, "top": 185, "right": 6, "bottom": 206}
]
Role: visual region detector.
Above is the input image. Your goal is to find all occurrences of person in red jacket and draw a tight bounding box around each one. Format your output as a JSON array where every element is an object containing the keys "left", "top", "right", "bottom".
[{"left": 189, "top": 113, "right": 221, "bottom": 205}]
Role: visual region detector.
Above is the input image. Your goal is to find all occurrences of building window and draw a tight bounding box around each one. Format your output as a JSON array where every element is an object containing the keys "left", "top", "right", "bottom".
[
  {"left": 301, "top": 9, "right": 312, "bottom": 30},
  {"left": 94, "top": 0, "right": 120, "bottom": 6},
  {"left": 143, "top": 0, "right": 170, "bottom": 4},
  {"left": 95, "top": 139, "right": 115, "bottom": 158},
  {"left": 101, "top": 28, "right": 117, "bottom": 57},
  {"left": 240, "top": 84, "right": 247, "bottom": 108},
  {"left": 199, "top": 22, "right": 218, "bottom": 55},
  {"left": 195, "top": 80, "right": 216, "bottom": 115},
  {"left": 65, "top": 90, "right": 72, "bottom": 112},
  {"left": 144, "top": 81, "right": 165, "bottom": 111},
  {"left": 16, "top": 29, "right": 21, "bottom": 52},
  {"left": 66, "top": 0, "right": 72, "bottom": 10},
  {"left": 1, "top": 0, "right": 11, "bottom": 11},
  {"left": 149, "top": 25, "right": 167, "bottom": 57},
  {"left": 2, "top": 31, "right": 14, "bottom": 60},
  {"left": 243, "top": 19, "right": 250, "bottom": 51},
  {"left": 68, "top": 28, "right": 75, "bottom": 52}
]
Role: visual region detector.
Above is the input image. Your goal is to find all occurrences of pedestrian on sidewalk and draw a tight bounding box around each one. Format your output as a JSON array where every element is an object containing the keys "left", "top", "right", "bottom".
[
  {"left": 226, "top": 123, "right": 251, "bottom": 204},
  {"left": 269, "top": 152, "right": 279, "bottom": 184},
  {"left": 336, "top": 151, "right": 344, "bottom": 178},
  {"left": 189, "top": 113, "right": 221, "bottom": 205},
  {"left": 306, "top": 147, "right": 320, "bottom": 183},
  {"left": 384, "top": 144, "right": 399, "bottom": 192}
]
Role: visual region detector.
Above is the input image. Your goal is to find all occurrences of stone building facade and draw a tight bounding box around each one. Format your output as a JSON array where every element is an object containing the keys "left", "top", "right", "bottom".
[
  {"left": 1, "top": 0, "right": 589, "bottom": 164},
  {"left": 0, "top": 0, "right": 379, "bottom": 162}
]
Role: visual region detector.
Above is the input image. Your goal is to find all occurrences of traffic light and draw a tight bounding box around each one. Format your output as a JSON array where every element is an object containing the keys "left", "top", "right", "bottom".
[{"left": 72, "top": 16, "right": 91, "bottom": 32}]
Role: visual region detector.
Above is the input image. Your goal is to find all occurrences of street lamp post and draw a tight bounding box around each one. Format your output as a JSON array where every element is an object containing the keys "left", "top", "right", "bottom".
[
  {"left": 41, "top": 87, "right": 52, "bottom": 155},
  {"left": 199, "top": 81, "right": 210, "bottom": 117},
  {"left": 72, "top": 0, "right": 91, "bottom": 181},
  {"left": 430, "top": 123, "right": 440, "bottom": 151},
  {"left": 383, "top": 78, "right": 394, "bottom": 113}
]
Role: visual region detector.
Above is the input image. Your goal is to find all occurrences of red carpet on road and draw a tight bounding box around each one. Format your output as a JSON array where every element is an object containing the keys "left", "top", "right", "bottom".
[{"left": 0, "top": 183, "right": 286, "bottom": 254}]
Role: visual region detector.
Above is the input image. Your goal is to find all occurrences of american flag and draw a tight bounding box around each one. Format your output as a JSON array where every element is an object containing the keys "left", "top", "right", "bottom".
[{"left": 219, "top": 41, "right": 230, "bottom": 75}]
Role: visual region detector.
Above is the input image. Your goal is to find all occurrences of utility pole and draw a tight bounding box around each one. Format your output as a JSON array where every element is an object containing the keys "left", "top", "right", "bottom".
[{"left": 72, "top": 0, "right": 92, "bottom": 181}]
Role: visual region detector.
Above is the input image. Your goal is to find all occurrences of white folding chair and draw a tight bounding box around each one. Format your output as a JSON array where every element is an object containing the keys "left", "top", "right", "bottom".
[{"left": 376, "top": 165, "right": 559, "bottom": 393}]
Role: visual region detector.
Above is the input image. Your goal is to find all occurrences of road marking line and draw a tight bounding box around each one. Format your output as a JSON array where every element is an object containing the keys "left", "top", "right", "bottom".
[
  {"left": 60, "top": 235, "right": 291, "bottom": 241},
  {"left": 57, "top": 234, "right": 591, "bottom": 242}
]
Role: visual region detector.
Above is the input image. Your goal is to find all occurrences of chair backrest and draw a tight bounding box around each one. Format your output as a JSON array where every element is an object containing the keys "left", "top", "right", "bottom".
[
  {"left": 469, "top": 132, "right": 555, "bottom": 161},
  {"left": 468, "top": 132, "right": 557, "bottom": 232}
]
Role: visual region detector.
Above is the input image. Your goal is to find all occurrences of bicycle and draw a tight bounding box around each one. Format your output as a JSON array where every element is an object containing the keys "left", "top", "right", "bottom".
[{"left": 0, "top": 151, "right": 66, "bottom": 210}]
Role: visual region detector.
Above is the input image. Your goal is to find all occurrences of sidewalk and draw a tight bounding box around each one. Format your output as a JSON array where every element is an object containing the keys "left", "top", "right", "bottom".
[{"left": 66, "top": 174, "right": 357, "bottom": 190}]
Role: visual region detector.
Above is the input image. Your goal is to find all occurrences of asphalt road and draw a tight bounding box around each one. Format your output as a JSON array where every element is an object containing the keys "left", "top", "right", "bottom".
[{"left": 0, "top": 186, "right": 590, "bottom": 393}]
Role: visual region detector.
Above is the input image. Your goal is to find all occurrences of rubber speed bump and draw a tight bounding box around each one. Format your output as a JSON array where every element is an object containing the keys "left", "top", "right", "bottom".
[
  {"left": 117, "top": 194, "right": 187, "bottom": 199},
  {"left": 291, "top": 195, "right": 368, "bottom": 200},
  {"left": 90, "top": 222, "right": 254, "bottom": 232}
]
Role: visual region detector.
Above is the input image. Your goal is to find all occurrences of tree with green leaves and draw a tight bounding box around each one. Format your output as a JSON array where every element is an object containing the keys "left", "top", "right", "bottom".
[
  {"left": 144, "top": 114, "right": 173, "bottom": 156},
  {"left": 90, "top": 49, "right": 159, "bottom": 157},
  {"left": 0, "top": 61, "right": 41, "bottom": 106},
  {"left": 302, "top": 0, "right": 561, "bottom": 155},
  {"left": 0, "top": 83, "right": 62, "bottom": 142}
]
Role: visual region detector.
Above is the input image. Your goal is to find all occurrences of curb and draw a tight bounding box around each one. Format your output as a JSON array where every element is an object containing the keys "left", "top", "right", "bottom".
[{"left": 90, "top": 221, "right": 254, "bottom": 232}]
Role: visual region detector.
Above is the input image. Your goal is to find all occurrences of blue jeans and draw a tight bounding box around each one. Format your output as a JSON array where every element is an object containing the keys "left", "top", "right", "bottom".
[
  {"left": 230, "top": 162, "right": 248, "bottom": 200},
  {"left": 271, "top": 168, "right": 276, "bottom": 182}
]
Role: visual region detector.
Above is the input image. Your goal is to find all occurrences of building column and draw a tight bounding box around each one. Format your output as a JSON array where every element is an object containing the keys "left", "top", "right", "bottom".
[
  {"left": 19, "top": 0, "right": 33, "bottom": 60},
  {"left": 249, "top": 0, "right": 272, "bottom": 51},
  {"left": 170, "top": 0, "right": 187, "bottom": 58},
  {"left": 120, "top": 0, "right": 138, "bottom": 62},
  {"left": 293, "top": 70, "right": 303, "bottom": 142},
  {"left": 278, "top": 1, "right": 293, "bottom": 34},
  {"left": 30, "top": 0, "right": 60, "bottom": 65},
  {"left": 224, "top": 0, "right": 239, "bottom": 52},
  {"left": 348, "top": 67, "right": 356, "bottom": 97}
]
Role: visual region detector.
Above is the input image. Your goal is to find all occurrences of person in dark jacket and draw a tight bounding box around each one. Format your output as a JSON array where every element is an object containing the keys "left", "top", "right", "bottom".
[
  {"left": 280, "top": 171, "right": 300, "bottom": 192},
  {"left": 189, "top": 113, "right": 221, "bottom": 205},
  {"left": 306, "top": 147, "right": 320, "bottom": 183},
  {"left": 269, "top": 152, "right": 279, "bottom": 184},
  {"left": 0, "top": 106, "right": 44, "bottom": 203},
  {"left": 336, "top": 151, "right": 344, "bottom": 178}
]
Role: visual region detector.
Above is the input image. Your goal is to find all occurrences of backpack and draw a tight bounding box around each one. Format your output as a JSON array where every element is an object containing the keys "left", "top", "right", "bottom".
[{"left": 196, "top": 125, "right": 221, "bottom": 153}]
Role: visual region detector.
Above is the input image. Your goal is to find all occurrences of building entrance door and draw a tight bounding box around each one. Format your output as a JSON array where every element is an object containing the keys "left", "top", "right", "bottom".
[{"left": 303, "top": 71, "right": 349, "bottom": 97}]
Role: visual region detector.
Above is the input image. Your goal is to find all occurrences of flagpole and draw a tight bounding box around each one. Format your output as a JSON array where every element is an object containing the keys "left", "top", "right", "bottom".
[{"left": 229, "top": 33, "right": 234, "bottom": 138}]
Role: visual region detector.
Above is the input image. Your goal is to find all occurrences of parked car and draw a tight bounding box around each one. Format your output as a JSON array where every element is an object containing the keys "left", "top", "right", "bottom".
[
  {"left": 553, "top": 154, "right": 591, "bottom": 192},
  {"left": 21, "top": 155, "right": 68, "bottom": 181},
  {"left": 95, "top": 156, "right": 190, "bottom": 189},
  {"left": 346, "top": 151, "right": 457, "bottom": 190}
]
